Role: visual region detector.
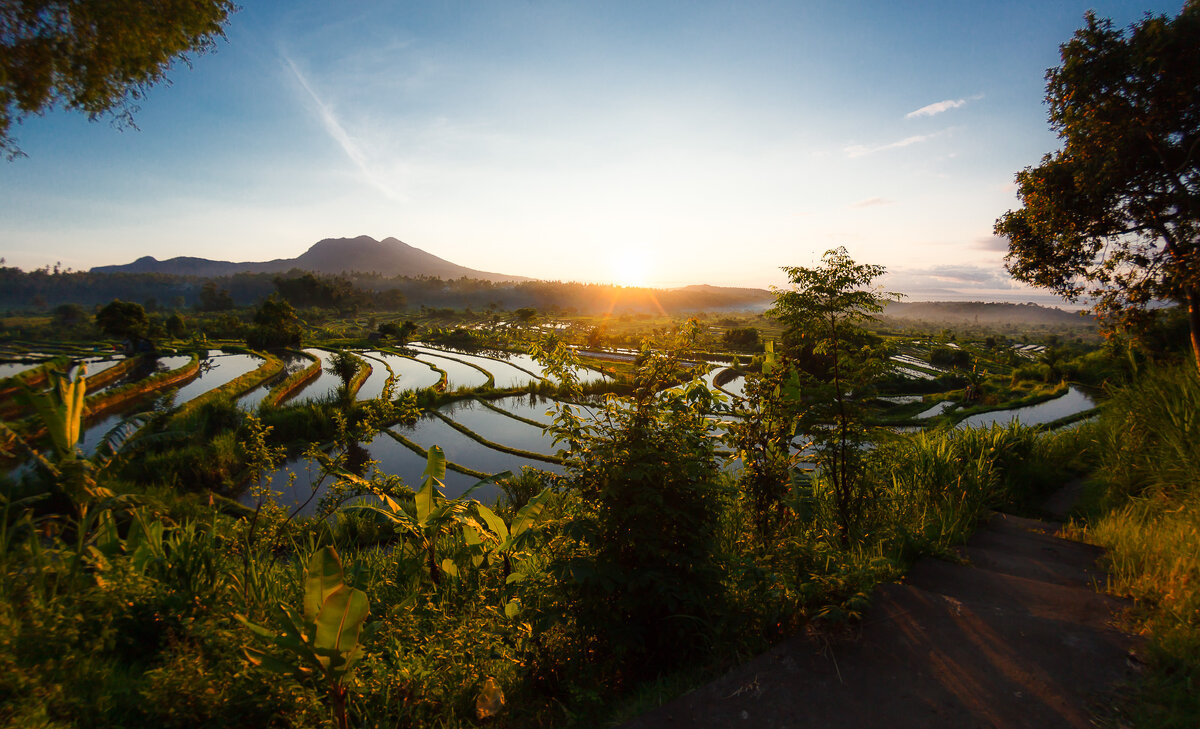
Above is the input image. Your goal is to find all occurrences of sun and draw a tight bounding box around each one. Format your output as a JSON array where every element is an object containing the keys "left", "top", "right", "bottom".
[{"left": 610, "top": 249, "right": 652, "bottom": 288}]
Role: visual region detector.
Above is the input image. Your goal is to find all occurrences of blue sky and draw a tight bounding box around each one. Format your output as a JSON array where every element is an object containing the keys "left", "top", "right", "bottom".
[{"left": 0, "top": 1, "right": 1184, "bottom": 304}]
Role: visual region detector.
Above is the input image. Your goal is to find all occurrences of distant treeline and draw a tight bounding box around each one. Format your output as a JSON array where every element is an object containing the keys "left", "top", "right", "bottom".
[
  {"left": 0, "top": 265, "right": 774, "bottom": 315},
  {"left": 881, "top": 300, "right": 1095, "bottom": 328}
]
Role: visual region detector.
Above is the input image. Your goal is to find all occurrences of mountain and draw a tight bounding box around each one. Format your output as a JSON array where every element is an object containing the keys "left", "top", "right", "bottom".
[
  {"left": 90, "top": 235, "right": 532, "bottom": 283},
  {"left": 666, "top": 284, "right": 775, "bottom": 311}
]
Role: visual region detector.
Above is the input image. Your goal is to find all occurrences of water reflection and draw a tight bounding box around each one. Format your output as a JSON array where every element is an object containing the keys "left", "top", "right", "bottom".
[
  {"left": 439, "top": 399, "right": 561, "bottom": 457},
  {"left": 238, "top": 350, "right": 310, "bottom": 410},
  {"left": 411, "top": 351, "right": 488, "bottom": 389},
  {"left": 242, "top": 425, "right": 538, "bottom": 517},
  {"left": 171, "top": 352, "right": 264, "bottom": 405},
  {"left": 956, "top": 386, "right": 1096, "bottom": 429},
  {"left": 408, "top": 345, "right": 539, "bottom": 388},
  {"left": 282, "top": 349, "right": 343, "bottom": 404},
  {"left": 0, "top": 360, "right": 48, "bottom": 379}
]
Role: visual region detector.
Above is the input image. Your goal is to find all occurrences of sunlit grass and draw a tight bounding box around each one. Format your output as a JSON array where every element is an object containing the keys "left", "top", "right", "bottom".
[{"left": 1066, "top": 364, "right": 1200, "bottom": 729}]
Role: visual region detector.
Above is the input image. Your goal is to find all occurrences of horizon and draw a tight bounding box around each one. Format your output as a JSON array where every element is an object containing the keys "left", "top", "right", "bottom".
[
  {"left": 4, "top": 233, "right": 1091, "bottom": 311},
  {"left": 0, "top": 1, "right": 1182, "bottom": 308}
]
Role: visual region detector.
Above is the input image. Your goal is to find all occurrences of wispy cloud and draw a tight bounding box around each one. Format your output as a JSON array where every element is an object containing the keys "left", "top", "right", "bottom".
[
  {"left": 849, "top": 197, "right": 893, "bottom": 208},
  {"left": 905, "top": 94, "right": 983, "bottom": 119},
  {"left": 975, "top": 234, "right": 1009, "bottom": 252},
  {"left": 844, "top": 132, "right": 942, "bottom": 158},
  {"left": 282, "top": 54, "right": 407, "bottom": 202},
  {"left": 884, "top": 264, "right": 1026, "bottom": 294}
]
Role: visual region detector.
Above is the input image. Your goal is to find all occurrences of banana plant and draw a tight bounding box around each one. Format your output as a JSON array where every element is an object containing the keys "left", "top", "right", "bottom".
[
  {"left": 469, "top": 488, "right": 554, "bottom": 584},
  {"left": 237, "top": 546, "right": 372, "bottom": 729},
  {"left": 6, "top": 365, "right": 116, "bottom": 509},
  {"left": 351, "top": 446, "right": 506, "bottom": 584},
  {"left": 17, "top": 365, "right": 88, "bottom": 461}
]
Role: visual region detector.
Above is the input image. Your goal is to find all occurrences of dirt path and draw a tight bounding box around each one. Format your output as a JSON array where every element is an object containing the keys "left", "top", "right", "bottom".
[{"left": 621, "top": 492, "right": 1139, "bottom": 729}]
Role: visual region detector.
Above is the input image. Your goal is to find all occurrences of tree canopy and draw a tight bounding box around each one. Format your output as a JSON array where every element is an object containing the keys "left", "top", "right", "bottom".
[
  {"left": 995, "top": 2, "right": 1200, "bottom": 370},
  {"left": 247, "top": 295, "right": 301, "bottom": 349},
  {"left": 1, "top": 0, "right": 236, "bottom": 157},
  {"left": 94, "top": 299, "right": 148, "bottom": 341}
]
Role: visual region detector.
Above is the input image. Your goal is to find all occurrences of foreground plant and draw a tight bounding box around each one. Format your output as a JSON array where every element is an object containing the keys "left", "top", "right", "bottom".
[
  {"left": 726, "top": 340, "right": 805, "bottom": 537},
  {"left": 237, "top": 546, "right": 373, "bottom": 729},
  {"left": 2, "top": 365, "right": 140, "bottom": 512},
  {"left": 770, "top": 247, "right": 898, "bottom": 543},
  {"left": 537, "top": 324, "right": 727, "bottom": 678},
  {"left": 354, "top": 445, "right": 509, "bottom": 585},
  {"left": 472, "top": 487, "right": 554, "bottom": 584}
]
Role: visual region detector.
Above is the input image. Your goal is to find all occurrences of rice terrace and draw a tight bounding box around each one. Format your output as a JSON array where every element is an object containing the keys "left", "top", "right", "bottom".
[{"left": 1, "top": 2, "right": 1198, "bottom": 728}]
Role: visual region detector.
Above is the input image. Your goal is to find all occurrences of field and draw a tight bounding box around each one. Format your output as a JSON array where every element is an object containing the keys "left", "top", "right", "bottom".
[{"left": 1, "top": 305, "right": 1191, "bottom": 728}]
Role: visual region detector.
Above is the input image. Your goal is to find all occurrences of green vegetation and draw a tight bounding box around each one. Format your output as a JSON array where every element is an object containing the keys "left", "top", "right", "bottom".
[
  {"left": 247, "top": 296, "right": 302, "bottom": 349},
  {"left": 3, "top": 2, "right": 1198, "bottom": 725},
  {"left": 1, "top": 243, "right": 1195, "bottom": 726},
  {"left": 771, "top": 248, "right": 898, "bottom": 542},
  {"left": 1064, "top": 365, "right": 1200, "bottom": 728},
  {"left": 94, "top": 300, "right": 151, "bottom": 343},
  {"left": 1, "top": 311, "right": 1101, "bottom": 727},
  {"left": 237, "top": 546, "right": 372, "bottom": 729}
]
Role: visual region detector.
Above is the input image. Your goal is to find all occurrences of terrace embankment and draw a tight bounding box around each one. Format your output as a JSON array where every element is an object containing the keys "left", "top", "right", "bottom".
[{"left": 623, "top": 484, "right": 1141, "bottom": 729}]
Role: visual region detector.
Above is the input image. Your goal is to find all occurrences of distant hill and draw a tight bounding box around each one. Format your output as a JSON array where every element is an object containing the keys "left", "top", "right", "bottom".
[
  {"left": 665, "top": 284, "right": 775, "bottom": 311},
  {"left": 90, "top": 235, "right": 532, "bottom": 283},
  {"left": 881, "top": 301, "right": 1095, "bottom": 327}
]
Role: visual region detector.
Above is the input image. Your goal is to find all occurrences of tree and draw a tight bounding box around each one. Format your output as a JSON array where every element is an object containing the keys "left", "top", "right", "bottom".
[
  {"left": 1, "top": 0, "right": 236, "bottom": 158},
  {"left": 995, "top": 3, "right": 1200, "bottom": 372},
  {"left": 324, "top": 349, "right": 361, "bottom": 404},
  {"left": 375, "top": 288, "right": 407, "bottom": 311},
  {"left": 929, "top": 344, "right": 970, "bottom": 369},
  {"left": 769, "top": 248, "right": 898, "bottom": 543},
  {"left": 198, "top": 281, "right": 234, "bottom": 311},
  {"left": 246, "top": 295, "right": 301, "bottom": 349},
  {"left": 377, "top": 320, "right": 417, "bottom": 343},
  {"left": 725, "top": 341, "right": 804, "bottom": 538},
  {"left": 165, "top": 312, "right": 188, "bottom": 339},
  {"left": 52, "top": 302, "right": 87, "bottom": 328},
  {"left": 722, "top": 326, "right": 760, "bottom": 351},
  {"left": 273, "top": 273, "right": 363, "bottom": 312},
  {"left": 95, "top": 299, "right": 149, "bottom": 341}
]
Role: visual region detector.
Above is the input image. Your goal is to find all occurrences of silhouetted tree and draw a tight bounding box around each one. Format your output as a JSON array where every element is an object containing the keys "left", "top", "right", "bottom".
[
  {"left": 52, "top": 303, "right": 88, "bottom": 328},
  {"left": 165, "top": 313, "right": 188, "bottom": 339},
  {"left": 246, "top": 295, "right": 301, "bottom": 349},
  {"left": 770, "top": 248, "right": 898, "bottom": 543},
  {"left": 95, "top": 299, "right": 149, "bottom": 342},
  {"left": 995, "top": 3, "right": 1200, "bottom": 372},
  {"left": 1, "top": 0, "right": 236, "bottom": 157}
]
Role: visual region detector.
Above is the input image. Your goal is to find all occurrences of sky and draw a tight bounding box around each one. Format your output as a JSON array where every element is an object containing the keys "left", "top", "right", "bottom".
[{"left": 0, "top": 0, "right": 1186, "bottom": 305}]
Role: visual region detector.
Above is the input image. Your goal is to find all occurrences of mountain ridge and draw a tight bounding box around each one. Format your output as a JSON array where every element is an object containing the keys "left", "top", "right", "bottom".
[{"left": 90, "top": 235, "right": 533, "bottom": 283}]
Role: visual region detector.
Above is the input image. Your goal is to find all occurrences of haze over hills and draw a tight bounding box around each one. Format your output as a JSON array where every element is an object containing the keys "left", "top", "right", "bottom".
[
  {"left": 69, "top": 235, "right": 1094, "bottom": 326},
  {"left": 90, "top": 235, "right": 533, "bottom": 283},
  {"left": 880, "top": 300, "right": 1094, "bottom": 328}
]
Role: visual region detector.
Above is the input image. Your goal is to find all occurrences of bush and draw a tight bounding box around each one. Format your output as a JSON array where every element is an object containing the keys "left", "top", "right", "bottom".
[
  {"left": 929, "top": 344, "right": 970, "bottom": 369},
  {"left": 543, "top": 340, "right": 727, "bottom": 683}
]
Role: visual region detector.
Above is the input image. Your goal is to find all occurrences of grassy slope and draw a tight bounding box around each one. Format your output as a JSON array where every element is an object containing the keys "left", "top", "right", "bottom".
[{"left": 1063, "top": 365, "right": 1200, "bottom": 729}]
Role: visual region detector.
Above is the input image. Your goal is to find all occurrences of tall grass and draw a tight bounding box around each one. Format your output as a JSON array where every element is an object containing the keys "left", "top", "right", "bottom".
[
  {"left": 1070, "top": 364, "right": 1200, "bottom": 728},
  {"left": 858, "top": 422, "right": 1088, "bottom": 559},
  {"left": 1092, "top": 364, "right": 1200, "bottom": 503}
]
